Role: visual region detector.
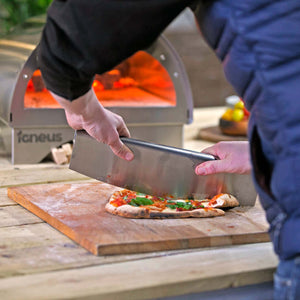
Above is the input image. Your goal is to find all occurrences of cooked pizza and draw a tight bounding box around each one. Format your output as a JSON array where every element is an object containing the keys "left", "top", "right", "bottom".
[{"left": 105, "top": 189, "right": 239, "bottom": 219}]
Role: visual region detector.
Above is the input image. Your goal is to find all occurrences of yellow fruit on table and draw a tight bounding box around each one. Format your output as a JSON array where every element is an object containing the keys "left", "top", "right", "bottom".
[
  {"left": 232, "top": 108, "right": 244, "bottom": 121},
  {"left": 220, "top": 97, "right": 248, "bottom": 136},
  {"left": 221, "top": 108, "right": 233, "bottom": 121},
  {"left": 234, "top": 100, "right": 245, "bottom": 110}
]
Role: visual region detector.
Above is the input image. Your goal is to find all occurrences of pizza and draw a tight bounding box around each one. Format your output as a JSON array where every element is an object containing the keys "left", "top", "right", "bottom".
[{"left": 105, "top": 189, "right": 239, "bottom": 219}]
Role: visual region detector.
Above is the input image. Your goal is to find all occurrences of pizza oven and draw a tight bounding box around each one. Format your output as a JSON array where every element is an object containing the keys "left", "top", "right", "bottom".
[{"left": 0, "top": 20, "right": 193, "bottom": 164}]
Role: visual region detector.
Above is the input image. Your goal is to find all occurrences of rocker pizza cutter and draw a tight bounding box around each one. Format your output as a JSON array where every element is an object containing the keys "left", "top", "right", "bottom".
[{"left": 69, "top": 130, "right": 257, "bottom": 205}]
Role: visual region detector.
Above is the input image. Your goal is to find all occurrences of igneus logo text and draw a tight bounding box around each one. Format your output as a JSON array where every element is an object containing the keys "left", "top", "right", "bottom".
[{"left": 17, "top": 131, "right": 63, "bottom": 143}]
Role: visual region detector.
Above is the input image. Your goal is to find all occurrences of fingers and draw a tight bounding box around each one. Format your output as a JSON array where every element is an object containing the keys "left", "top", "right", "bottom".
[
  {"left": 108, "top": 116, "right": 133, "bottom": 160},
  {"left": 66, "top": 97, "right": 134, "bottom": 161},
  {"left": 118, "top": 123, "right": 131, "bottom": 138},
  {"left": 195, "top": 141, "right": 252, "bottom": 175},
  {"left": 195, "top": 144, "right": 223, "bottom": 175},
  {"left": 195, "top": 161, "right": 225, "bottom": 175},
  {"left": 201, "top": 145, "right": 218, "bottom": 157},
  {"left": 90, "top": 127, "right": 134, "bottom": 161},
  {"left": 109, "top": 138, "right": 134, "bottom": 161}
]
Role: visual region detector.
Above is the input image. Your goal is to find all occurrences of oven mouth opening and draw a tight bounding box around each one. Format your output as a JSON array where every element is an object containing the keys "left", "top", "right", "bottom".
[{"left": 24, "top": 51, "right": 176, "bottom": 109}]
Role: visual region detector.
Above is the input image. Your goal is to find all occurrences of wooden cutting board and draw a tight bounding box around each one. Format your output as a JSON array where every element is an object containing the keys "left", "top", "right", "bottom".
[
  {"left": 198, "top": 126, "right": 248, "bottom": 142},
  {"left": 7, "top": 182, "right": 269, "bottom": 256}
]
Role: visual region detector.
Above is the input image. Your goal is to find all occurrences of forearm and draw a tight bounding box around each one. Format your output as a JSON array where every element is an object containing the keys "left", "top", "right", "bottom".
[{"left": 51, "top": 89, "right": 101, "bottom": 129}]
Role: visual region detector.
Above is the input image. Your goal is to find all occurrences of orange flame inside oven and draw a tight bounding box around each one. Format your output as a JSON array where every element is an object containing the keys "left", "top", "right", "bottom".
[{"left": 24, "top": 51, "right": 176, "bottom": 108}]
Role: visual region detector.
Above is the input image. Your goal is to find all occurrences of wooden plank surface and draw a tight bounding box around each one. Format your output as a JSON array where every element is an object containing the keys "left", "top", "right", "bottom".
[
  {"left": 1, "top": 223, "right": 202, "bottom": 279},
  {"left": 0, "top": 242, "right": 278, "bottom": 300},
  {"left": 0, "top": 188, "right": 16, "bottom": 206},
  {"left": 0, "top": 205, "right": 43, "bottom": 227},
  {"left": 0, "top": 165, "right": 89, "bottom": 188},
  {"left": 8, "top": 182, "right": 269, "bottom": 255}
]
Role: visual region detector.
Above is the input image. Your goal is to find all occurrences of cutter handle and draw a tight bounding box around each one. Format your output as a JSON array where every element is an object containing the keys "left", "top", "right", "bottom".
[{"left": 121, "top": 137, "right": 218, "bottom": 162}]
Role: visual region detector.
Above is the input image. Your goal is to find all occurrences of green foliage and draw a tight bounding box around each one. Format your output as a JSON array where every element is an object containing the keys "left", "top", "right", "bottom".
[{"left": 0, "top": 0, "right": 52, "bottom": 35}]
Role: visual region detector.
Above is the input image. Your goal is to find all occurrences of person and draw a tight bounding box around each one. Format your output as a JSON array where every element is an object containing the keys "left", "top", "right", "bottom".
[{"left": 38, "top": 1, "right": 300, "bottom": 299}]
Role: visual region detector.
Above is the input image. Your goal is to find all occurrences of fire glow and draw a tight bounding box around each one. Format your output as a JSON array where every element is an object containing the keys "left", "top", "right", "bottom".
[{"left": 24, "top": 51, "right": 176, "bottom": 108}]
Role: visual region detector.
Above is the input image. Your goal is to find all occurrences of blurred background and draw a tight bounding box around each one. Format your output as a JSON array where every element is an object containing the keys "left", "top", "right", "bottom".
[{"left": 0, "top": 0, "right": 51, "bottom": 36}]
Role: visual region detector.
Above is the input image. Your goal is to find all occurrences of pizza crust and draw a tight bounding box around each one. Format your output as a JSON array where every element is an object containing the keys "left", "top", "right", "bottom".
[{"left": 209, "top": 194, "right": 239, "bottom": 208}]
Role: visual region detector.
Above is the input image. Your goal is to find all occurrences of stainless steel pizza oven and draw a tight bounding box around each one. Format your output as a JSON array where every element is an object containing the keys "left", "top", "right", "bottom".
[{"left": 0, "top": 20, "right": 193, "bottom": 164}]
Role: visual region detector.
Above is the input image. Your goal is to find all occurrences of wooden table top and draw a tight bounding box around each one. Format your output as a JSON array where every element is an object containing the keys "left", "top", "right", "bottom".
[{"left": 0, "top": 108, "right": 278, "bottom": 300}]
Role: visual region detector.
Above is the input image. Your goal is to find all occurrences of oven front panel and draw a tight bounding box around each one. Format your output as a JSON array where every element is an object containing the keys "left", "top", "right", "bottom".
[{"left": 10, "top": 36, "right": 193, "bottom": 128}]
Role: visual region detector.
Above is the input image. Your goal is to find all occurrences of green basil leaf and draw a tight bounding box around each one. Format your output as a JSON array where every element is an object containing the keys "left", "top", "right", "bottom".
[
  {"left": 166, "top": 204, "right": 177, "bottom": 209},
  {"left": 183, "top": 204, "right": 193, "bottom": 210},
  {"left": 135, "top": 197, "right": 147, "bottom": 201},
  {"left": 129, "top": 200, "right": 138, "bottom": 207},
  {"left": 141, "top": 198, "right": 154, "bottom": 205},
  {"left": 134, "top": 197, "right": 153, "bottom": 206}
]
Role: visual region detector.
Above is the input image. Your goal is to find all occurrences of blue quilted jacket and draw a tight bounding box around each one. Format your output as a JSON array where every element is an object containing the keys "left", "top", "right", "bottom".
[
  {"left": 195, "top": 0, "right": 300, "bottom": 260},
  {"left": 40, "top": 0, "right": 300, "bottom": 260}
]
